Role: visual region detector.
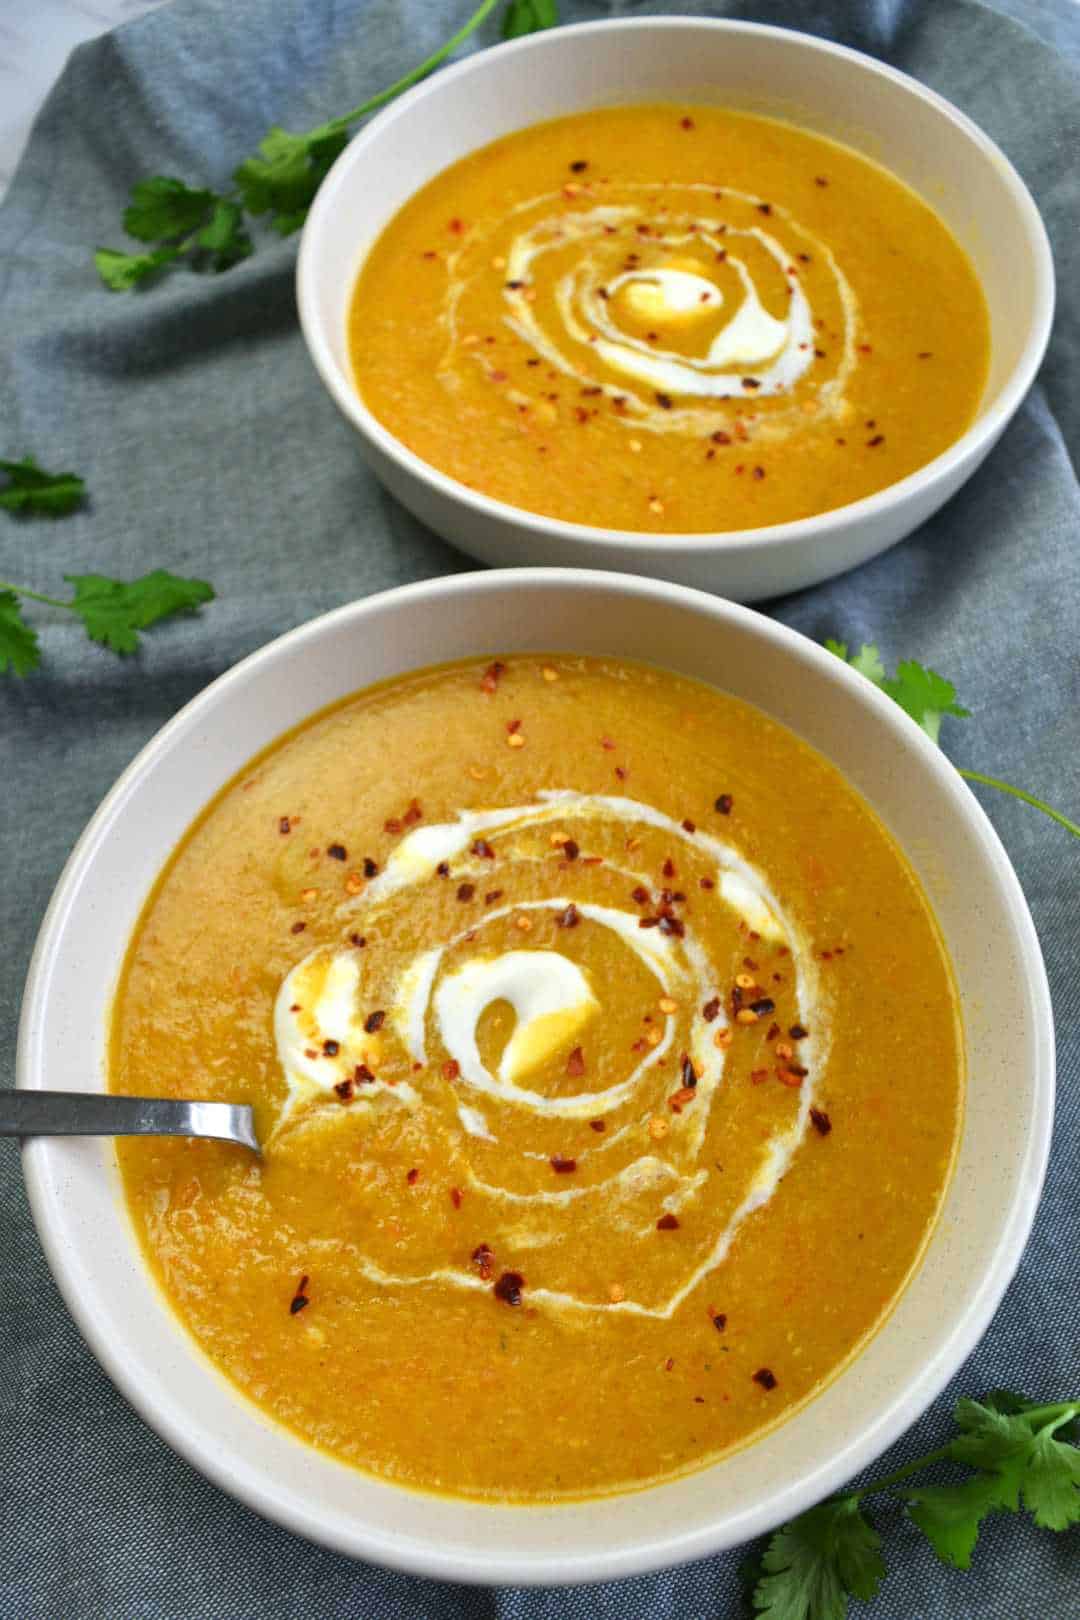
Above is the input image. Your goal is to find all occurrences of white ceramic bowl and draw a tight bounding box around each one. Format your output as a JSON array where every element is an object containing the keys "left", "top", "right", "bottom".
[
  {"left": 19, "top": 569, "right": 1053, "bottom": 1583},
  {"left": 298, "top": 18, "right": 1054, "bottom": 602}
]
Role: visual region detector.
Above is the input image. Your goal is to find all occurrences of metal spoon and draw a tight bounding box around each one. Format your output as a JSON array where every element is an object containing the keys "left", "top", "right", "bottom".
[{"left": 1, "top": 1091, "right": 260, "bottom": 1155}]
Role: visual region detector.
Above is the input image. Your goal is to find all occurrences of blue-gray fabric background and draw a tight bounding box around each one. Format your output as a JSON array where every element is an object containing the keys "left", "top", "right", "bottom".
[{"left": 0, "top": 1, "right": 1077, "bottom": 1615}]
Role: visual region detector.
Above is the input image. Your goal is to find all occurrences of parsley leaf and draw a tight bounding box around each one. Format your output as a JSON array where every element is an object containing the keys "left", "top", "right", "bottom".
[
  {"left": 0, "top": 456, "right": 86, "bottom": 516},
  {"left": 65, "top": 571, "right": 215, "bottom": 654},
  {"left": 752, "top": 1499, "right": 884, "bottom": 1620},
  {"left": 826, "top": 639, "right": 967, "bottom": 742},
  {"left": 96, "top": 0, "right": 559, "bottom": 287},
  {"left": 503, "top": 0, "right": 559, "bottom": 38},
  {"left": 0, "top": 591, "right": 40, "bottom": 675},
  {"left": 903, "top": 1474, "right": 1010, "bottom": 1570}
]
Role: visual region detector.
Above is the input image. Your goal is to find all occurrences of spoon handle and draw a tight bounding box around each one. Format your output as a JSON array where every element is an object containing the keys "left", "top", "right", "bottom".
[{"left": 1, "top": 1091, "right": 259, "bottom": 1152}]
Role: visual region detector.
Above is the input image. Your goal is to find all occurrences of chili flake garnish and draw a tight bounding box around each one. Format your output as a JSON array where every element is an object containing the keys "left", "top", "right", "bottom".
[
  {"left": 810, "top": 1107, "right": 832, "bottom": 1136},
  {"left": 557, "top": 903, "right": 580, "bottom": 929},
  {"left": 322, "top": 1038, "right": 340, "bottom": 1057},
  {"left": 406, "top": 1167, "right": 420, "bottom": 1186},
  {"left": 484, "top": 889, "right": 504, "bottom": 905},
  {"left": 457, "top": 883, "right": 475, "bottom": 902},
  {"left": 566, "top": 1046, "right": 586, "bottom": 1078},
  {"left": 471, "top": 839, "right": 496, "bottom": 860},
  {"left": 363, "top": 857, "right": 379, "bottom": 878},
  {"left": 742, "top": 377, "right": 761, "bottom": 390},
  {"left": 569, "top": 159, "right": 588, "bottom": 173},
  {"left": 334, "top": 1078, "right": 354, "bottom": 1102},
  {"left": 753, "top": 1367, "right": 778, "bottom": 1390},
  {"left": 712, "top": 1312, "right": 727, "bottom": 1332},
  {"left": 589, "top": 1119, "right": 606, "bottom": 1132},
  {"left": 494, "top": 1270, "right": 525, "bottom": 1306},
  {"left": 480, "top": 661, "right": 506, "bottom": 693},
  {"left": 289, "top": 1276, "right": 310, "bottom": 1315},
  {"left": 702, "top": 996, "right": 721, "bottom": 1022},
  {"left": 436, "top": 861, "right": 450, "bottom": 877},
  {"left": 656, "top": 1213, "right": 680, "bottom": 1231},
  {"left": 450, "top": 1186, "right": 464, "bottom": 1208},
  {"left": 278, "top": 816, "right": 292, "bottom": 835},
  {"left": 443, "top": 1059, "right": 460, "bottom": 1081},
  {"left": 550, "top": 1155, "right": 577, "bottom": 1174},
  {"left": 789, "top": 1023, "right": 808, "bottom": 1040},
  {"left": 658, "top": 915, "right": 685, "bottom": 938},
  {"left": 715, "top": 794, "right": 733, "bottom": 814},
  {"left": 364, "top": 1010, "right": 386, "bottom": 1034},
  {"left": 562, "top": 838, "right": 580, "bottom": 862},
  {"left": 354, "top": 1064, "right": 375, "bottom": 1084},
  {"left": 471, "top": 1243, "right": 495, "bottom": 1281},
  {"left": 749, "top": 996, "right": 776, "bottom": 1017},
  {"left": 655, "top": 392, "right": 673, "bottom": 410},
  {"left": 669, "top": 1087, "right": 696, "bottom": 1113},
  {"left": 290, "top": 921, "right": 306, "bottom": 935},
  {"left": 327, "top": 843, "right": 347, "bottom": 861}
]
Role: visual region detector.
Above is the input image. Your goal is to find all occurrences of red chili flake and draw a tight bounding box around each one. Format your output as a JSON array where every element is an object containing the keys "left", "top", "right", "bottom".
[
  {"left": 680, "top": 116, "right": 695, "bottom": 130},
  {"left": 551, "top": 1155, "right": 577, "bottom": 1174},
  {"left": 457, "top": 883, "right": 475, "bottom": 902},
  {"left": 615, "top": 765, "right": 627, "bottom": 781},
  {"left": 789, "top": 1023, "right": 808, "bottom": 1040},
  {"left": 742, "top": 377, "right": 761, "bottom": 390},
  {"left": 559, "top": 838, "right": 579, "bottom": 862},
  {"left": 471, "top": 839, "right": 496, "bottom": 860},
  {"left": 494, "top": 1270, "right": 525, "bottom": 1306},
  {"left": 680, "top": 1054, "right": 698, "bottom": 1090},
  {"left": 600, "top": 736, "right": 616, "bottom": 751},
  {"left": 406, "top": 1167, "right": 420, "bottom": 1186},
  {"left": 712, "top": 1312, "right": 727, "bottom": 1332},
  {"left": 290, "top": 921, "right": 306, "bottom": 935},
  {"left": 384, "top": 818, "right": 402, "bottom": 835},
  {"left": 631, "top": 886, "right": 650, "bottom": 905},
  {"left": 715, "top": 794, "right": 733, "bottom": 815},
  {"left": 566, "top": 1046, "right": 586, "bottom": 1078},
  {"left": 753, "top": 1367, "right": 778, "bottom": 1390},
  {"left": 589, "top": 1119, "right": 606, "bottom": 1132},
  {"left": 334, "top": 1078, "right": 354, "bottom": 1102},
  {"left": 656, "top": 1214, "right": 680, "bottom": 1231},
  {"left": 810, "top": 1108, "right": 832, "bottom": 1136},
  {"left": 798, "top": 252, "right": 812, "bottom": 263},
  {"left": 681, "top": 818, "right": 696, "bottom": 834},
  {"left": 655, "top": 392, "right": 674, "bottom": 410},
  {"left": 448, "top": 217, "right": 465, "bottom": 234},
  {"left": 354, "top": 1064, "right": 375, "bottom": 1084},
  {"left": 752, "top": 466, "right": 766, "bottom": 480},
  {"left": 422, "top": 249, "right": 438, "bottom": 260},
  {"left": 506, "top": 718, "right": 522, "bottom": 737},
  {"left": 289, "top": 1003, "right": 301, "bottom": 1013},
  {"left": 700, "top": 876, "right": 715, "bottom": 890},
  {"left": 749, "top": 997, "right": 775, "bottom": 1017},
  {"left": 766, "top": 1022, "right": 780, "bottom": 1042},
  {"left": 481, "top": 660, "right": 506, "bottom": 693},
  {"left": 662, "top": 857, "right": 676, "bottom": 878},
  {"left": 505, "top": 279, "right": 524, "bottom": 291},
  {"left": 472, "top": 1243, "right": 495, "bottom": 1281},
  {"left": 450, "top": 1187, "right": 464, "bottom": 1209},
  {"left": 403, "top": 800, "right": 423, "bottom": 825},
  {"left": 664, "top": 1357, "right": 675, "bottom": 1372},
  {"left": 484, "top": 889, "right": 504, "bottom": 905},
  {"left": 557, "top": 903, "right": 580, "bottom": 929},
  {"left": 702, "top": 996, "right": 721, "bottom": 1022},
  {"left": 787, "top": 1062, "right": 809, "bottom": 1078},
  {"left": 814, "top": 176, "right": 829, "bottom": 187},
  {"left": 289, "top": 1276, "right": 310, "bottom": 1315},
  {"left": 669, "top": 1086, "right": 696, "bottom": 1113},
  {"left": 327, "top": 843, "right": 347, "bottom": 861},
  {"left": 436, "top": 861, "right": 450, "bottom": 877},
  {"left": 757, "top": 202, "right": 772, "bottom": 215},
  {"left": 363, "top": 857, "right": 379, "bottom": 878},
  {"left": 443, "top": 1059, "right": 460, "bottom": 1081},
  {"left": 918, "top": 350, "right": 933, "bottom": 359},
  {"left": 569, "top": 159, "right": 588, "bottom": 172},
  {"left": 866, "top": 434, "right": 885, "bottom": 447},
  {"left": 639, "top": 915, "right": 661, "bottom": 929},
  {"left": 322, "top": 1038, "right": 340, "bottom": 1057},
  {"left": 573, "top": 406, "right": 589, "bottom": 424},
  {"left": 364, "top": 1010, "right": 386, "bottom": 1034},
  {"left": 659, "top": 915, "right": 685, "bottom": 938},
  {"left": 279, "top": 816, "right": 292, "bottom": 835},
  {"left": 814, "top": 347, "right": 827, "bottom": 360}
]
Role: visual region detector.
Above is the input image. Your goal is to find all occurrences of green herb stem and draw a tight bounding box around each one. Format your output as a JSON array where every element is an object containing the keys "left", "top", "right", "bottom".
[
  {"left": 957, "top": 769, "right": 1080, "bottom": 841},
  {"left": 848, "top": 1445, "right": 956, "bottom": 1501},
  {"left": 0, "top": 581, "right": 71, "bottom": 611},
  {"left": 324, "top": 0, "right": 501, "bottom": 133}
]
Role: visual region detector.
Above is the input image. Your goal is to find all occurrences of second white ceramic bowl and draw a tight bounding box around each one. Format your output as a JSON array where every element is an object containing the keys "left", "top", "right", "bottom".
[
  {"left": 19, "top": 569, "right": 1053, "bottom": 1584},
  {"left": 298, "top": 18, "right": 1053, "bottom": 601}
]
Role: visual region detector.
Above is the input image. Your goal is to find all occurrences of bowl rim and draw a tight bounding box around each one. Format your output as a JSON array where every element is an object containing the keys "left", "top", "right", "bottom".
[
  {"left": 18, "top": 568, "right": 1055, "bottom": 1584},
  {"left": 297, "top": 15, "right": 1056, "bottom": 556}
]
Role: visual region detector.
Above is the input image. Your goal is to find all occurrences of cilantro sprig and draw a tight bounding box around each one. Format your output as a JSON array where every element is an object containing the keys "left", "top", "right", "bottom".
[
  {"left": 0, "top": 457, "right": 86, "bottom": 517},
  {"left": 0, "top": 572, "right": 215, "bottom": 676},
  {"left": 827, "top": 640, "right": 1079, "bottom": 840},
  {"left": 95, "top": 0, "right": 558, "bottom": 290},
  {"left": 745, "top": 1392, "right": 1080, "bottom": 1620}
]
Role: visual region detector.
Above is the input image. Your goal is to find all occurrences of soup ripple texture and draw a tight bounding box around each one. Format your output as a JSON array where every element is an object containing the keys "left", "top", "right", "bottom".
[
  {"left": 112, "top": 657, "right": 962, "bottom": 1500},
  {"left": 350, "top": 105, "right": 990, "bottom": 532}
]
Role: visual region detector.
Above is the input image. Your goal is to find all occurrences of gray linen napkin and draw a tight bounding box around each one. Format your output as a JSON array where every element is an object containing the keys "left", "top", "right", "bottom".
[{"left": 0, "top": 2, "right": 1076, "bottom": 1616}]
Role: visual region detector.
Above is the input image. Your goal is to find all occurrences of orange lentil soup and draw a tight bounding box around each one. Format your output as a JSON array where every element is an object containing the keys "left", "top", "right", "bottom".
[
  {"left": 111, "top": 656, "right": 962, "bottom": 1500},
  {"left": 349, "top": 104, "right": 990, "bottom": 533}
]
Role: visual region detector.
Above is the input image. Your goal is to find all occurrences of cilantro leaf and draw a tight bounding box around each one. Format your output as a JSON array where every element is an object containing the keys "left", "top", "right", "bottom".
[
  {"left": 65, "top": 570, "right": 215, "bottom": 654},
  {"left": 503, "top": 0, "right": 559, "bottom": 38},
  {"left": 0, "top": 456, "right": 86, "bottom": 517},
  {"left": 193, "top": 199, "right": 253, "bottom": 270},
  {"left": 233, "top": 124, "right": 348, "bottom": 234},
  {"left": 122, "top": 176, "right": 218, "bottom": 242},
  {"left": 0, "top": 590, "right": 40, "bottom": 675},
  {"left": 94, "top": 244, "right": 182, "bottom": 292},
  {"left": 824, "top": 637, "right": 886, "bottom": 685},
  {"left": 752, "top": 1498, "right": 883, "bottom": 1620},
  {"left": 825, "top": 639, "right": 967, "bottom": 743}
]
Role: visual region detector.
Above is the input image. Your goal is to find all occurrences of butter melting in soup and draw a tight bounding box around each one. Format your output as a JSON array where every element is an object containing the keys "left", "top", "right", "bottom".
[
  {"left": 349, "top": 105, "right": 990, "bottom": 532},
  {"left": 112, "top": 657, "right": 962, "bottom": 1500}
]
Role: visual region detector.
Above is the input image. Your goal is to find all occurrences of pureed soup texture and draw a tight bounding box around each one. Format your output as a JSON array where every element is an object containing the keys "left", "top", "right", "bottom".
[
  {"left": 350, "top": 105, "right": 991, "bottom": 533},
  {"left": 112, "top": 656, "right": 962, "bottom": 1501}
]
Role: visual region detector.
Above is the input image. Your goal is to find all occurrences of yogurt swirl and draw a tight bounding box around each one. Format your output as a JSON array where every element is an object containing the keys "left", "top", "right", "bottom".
[{"left": 271, "top": 793, "right": 830, "bottom": 1319}]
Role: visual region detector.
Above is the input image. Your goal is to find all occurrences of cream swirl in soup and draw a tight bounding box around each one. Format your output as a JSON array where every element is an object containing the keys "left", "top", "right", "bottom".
[{"left": 272, "top": 793, "right": 828, "bottom": 1319}]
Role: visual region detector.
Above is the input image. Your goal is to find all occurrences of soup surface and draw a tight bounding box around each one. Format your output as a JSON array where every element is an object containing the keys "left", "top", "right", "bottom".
[
  {"left": 350, "top": 105, "right": 990, "bottom": 533},
  {"left": 112, "top": 656, "right": 962, "bottom": 1500}
]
